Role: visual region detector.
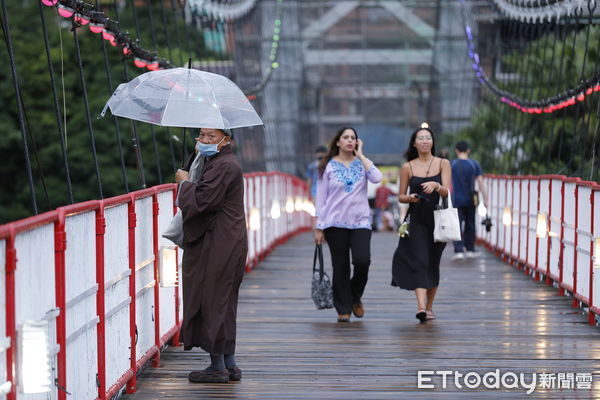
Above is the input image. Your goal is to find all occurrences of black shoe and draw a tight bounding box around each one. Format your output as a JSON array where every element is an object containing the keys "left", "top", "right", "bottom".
[
  {"left": 416, "top": 310, "right": 427, "bottom": 323},
  {"left": 228, "top": 366, "right": 242, "bottom": 381},
  {"left": 188, "top": 368, "right": 229, "bottom": 383}
]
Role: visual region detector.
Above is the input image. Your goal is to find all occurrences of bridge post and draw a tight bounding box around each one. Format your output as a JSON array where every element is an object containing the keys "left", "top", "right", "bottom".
[
  {"left": 572, "top": 184, "right": 580, "bottom": 308},
  {"left": 171, "top": 188, "right": 181, "bottom": 347},
  {"left": 126, "top": 196, "right": 137, "bottom": 394},
  {"left": 558, "top": 180, "right": 565, "bottom": 296},
  {"left": 5, "top": 227, "right": 16, "bottom": 400},
  {"left": 54, "top": 210, "right": 67, "bottom": 400},
  {"left": 152, "top": 192, "right": 161, "bottom": 368},
  {"left": 588, "top": 189, "right": 596, "bottom": 325},
  {"left": 95, "top": 205, "right": 107, "bottom": 399}
]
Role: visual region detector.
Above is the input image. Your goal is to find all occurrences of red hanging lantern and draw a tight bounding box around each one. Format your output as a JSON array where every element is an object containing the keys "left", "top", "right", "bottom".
[
  {"left": 134, "top": 58, "right": 147, "bottom": 68},
  {"left": 146, "top": 61, "right": 159, "bottom": 70},
  {"left": 89, "top": 23, "right": 104, "bottom": 34},
  {"left": 102, "top": 29, "right": 115, "bottom": 41},
  {"left": 74, "top": 13, "right": 90, "bottom": 25},
  {"left": 41, "top": 0, "right": 58, "bottom": 6},
  {"left": 57, "top": 4, "right": 75, "bottom": 18}
]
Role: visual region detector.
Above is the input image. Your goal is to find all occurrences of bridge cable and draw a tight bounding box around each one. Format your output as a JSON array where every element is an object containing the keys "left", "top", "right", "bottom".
[
  {"left": 114, "top": 0, "right": 146, "bottom": 189},
  {"left": 1, "top": 0, "right": 39, "bottom": 213},
  {"left": 72, "top": 23, "right": 104, "bottom": 198},
  {"left": 38, "top": 1, "right": 74, "bottom": 204},
  {"left": 146, "top": 0, "right": 165, "bottom": 182},
  {"left": 157, "top": 0, "right": 179, "bottom": 172},
  {"left": 96, "top": 0, "right": 130, "bottom": 193},
  {"left": 557, "top": 7, "right": 583, "bottom": 174}
]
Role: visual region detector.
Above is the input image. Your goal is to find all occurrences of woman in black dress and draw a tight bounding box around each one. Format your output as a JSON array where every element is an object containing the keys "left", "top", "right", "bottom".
[{"left": 391, "top": 125, "right": 451, "bottom": 322}]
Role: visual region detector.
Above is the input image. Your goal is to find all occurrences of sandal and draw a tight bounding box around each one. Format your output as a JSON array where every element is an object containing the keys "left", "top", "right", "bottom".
[
  {"left": 415, "top": 309, "right": 427, "bottom": 322},
  {"left": 426, "top": 309, "right": 436, "bottom": 320}
]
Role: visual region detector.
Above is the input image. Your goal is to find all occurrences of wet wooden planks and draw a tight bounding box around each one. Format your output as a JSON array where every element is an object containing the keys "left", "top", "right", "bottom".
[{"left": 123, "top": 232, "right": 600, "bottom": 399}]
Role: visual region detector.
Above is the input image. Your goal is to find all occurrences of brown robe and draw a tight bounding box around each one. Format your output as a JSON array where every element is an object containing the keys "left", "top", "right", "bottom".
[{"left": 178, "top": 145, "right": 248, "bottom": 354}]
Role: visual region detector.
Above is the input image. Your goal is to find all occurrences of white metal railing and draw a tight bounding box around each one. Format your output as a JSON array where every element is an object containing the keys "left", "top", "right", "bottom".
[
  {"left": 477, "top": 174, "right": 600, "bottom": 324},
  {"left": 0, "top": 172, "right": 311, "bottom": 400}
]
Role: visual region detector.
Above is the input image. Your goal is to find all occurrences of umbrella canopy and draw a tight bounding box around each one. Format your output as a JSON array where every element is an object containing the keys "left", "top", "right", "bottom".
[{"left": 101, "top": 68, "right": 263, "bottom": 129}]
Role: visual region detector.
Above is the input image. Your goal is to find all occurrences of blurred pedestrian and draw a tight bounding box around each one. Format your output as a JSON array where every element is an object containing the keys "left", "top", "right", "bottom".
[
  {"left": 306, "top": 145, "right": 328, "bottom": 200},
  {"left": 314, "top": 127, "right": 382, "bottom": 322},
  {"left": 374, "top": 179, "right": 396, "bottom": 231},
  {"left": 391, "top": 124, "right": 451, "bottom": 322},
  {"left": 451, "top": 141, "right": 488, "bottom": 260}
]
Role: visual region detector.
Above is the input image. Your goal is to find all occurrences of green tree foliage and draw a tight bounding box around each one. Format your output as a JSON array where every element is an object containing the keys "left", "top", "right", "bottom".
[
  {"left": 448, "top": 24, "right": 600, "bottom": 182},
  {"left": 0, "top": 1, "right": 212, "bottom": 222}
]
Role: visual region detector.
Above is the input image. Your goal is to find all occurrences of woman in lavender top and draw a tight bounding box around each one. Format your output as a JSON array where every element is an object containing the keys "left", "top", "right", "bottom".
[{"left": 315, "top": 127, "right": 382, "bottom": 322}]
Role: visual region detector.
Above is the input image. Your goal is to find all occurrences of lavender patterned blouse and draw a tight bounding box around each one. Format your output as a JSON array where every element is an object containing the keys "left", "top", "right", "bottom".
[{"left": 315, "top": 158, "right": 383, "bottom": 230}]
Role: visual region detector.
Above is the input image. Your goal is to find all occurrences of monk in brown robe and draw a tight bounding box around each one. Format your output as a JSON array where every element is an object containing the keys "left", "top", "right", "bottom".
[{"left": 175, "top": 127, "right": 248, "bottom": 384}]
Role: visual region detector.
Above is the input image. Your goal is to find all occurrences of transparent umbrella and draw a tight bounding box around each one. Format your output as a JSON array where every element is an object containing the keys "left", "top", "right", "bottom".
[{"left": 100, "top": 68, "right": 263, "bottom": 129}]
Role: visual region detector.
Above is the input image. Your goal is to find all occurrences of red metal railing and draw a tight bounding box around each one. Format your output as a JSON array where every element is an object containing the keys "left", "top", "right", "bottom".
[
  {"left": 0, "top": 172, "right": 311, "bottom": 399},
  {"left": 478, "top": 174, "right": 600, "bottom": 325}
]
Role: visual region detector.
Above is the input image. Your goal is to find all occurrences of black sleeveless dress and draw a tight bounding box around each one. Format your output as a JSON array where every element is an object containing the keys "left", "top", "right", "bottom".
[{"left": 391, "top": 173, "right": 446, "bottom": 290}]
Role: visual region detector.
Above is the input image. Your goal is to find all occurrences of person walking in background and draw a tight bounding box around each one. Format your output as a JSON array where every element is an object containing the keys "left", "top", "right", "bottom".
[
  {"left": 314, "top": 127, "right": 382, "bottom": 322},
  {"left": 374, "top": 179, "right": 396, "bottom": 231},
  {"left": 306, "top": 145, "right": 328, "bottom": 200},
  {"left": 450, "top": 141, "right": 488, "bottom": 261},
  {"left": 391, "top": 124, "right": 451, "bottom": 322}
]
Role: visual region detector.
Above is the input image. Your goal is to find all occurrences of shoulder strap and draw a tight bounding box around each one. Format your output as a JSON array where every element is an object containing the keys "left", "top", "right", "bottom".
[{"left": 313, "top": 244, "right": 325, "bottom": 280}]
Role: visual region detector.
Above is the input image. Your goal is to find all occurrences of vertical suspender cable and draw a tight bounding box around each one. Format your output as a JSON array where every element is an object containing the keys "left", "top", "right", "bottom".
[
  {"left": 145, "top": 0, "right": 163, "bottom": 183},
  {"left": 114, "top": 0, "right": 146, "bottom": 188},
  {"left": 38, "top": 1, "right": 74, "bottom": 204},
  {"left": 97, "top": 0, "right": 130, "bottom": 193},
  {"left": 159, "top": 0, "right": 174, "bottom": 61},
  {"left": 549, "top": 17, "right": 569, "bottom": 169},
  {"left": 171, "top": 0, "right": 185, "bottom": 66},
  {"left": 558, "top": 9, "right": 583, "bottom": 173},
  {"left": 0, "top": 0, "right": 38, "bottom": 213},
  {"left": 177, "top": 1, "right": 192, "bottom": 61},
  {"left": 72, "top": 24, "right": 104, "bottom": 198},
  {"left": 158, "top": 0, "right": 177, "bottom": 171}
]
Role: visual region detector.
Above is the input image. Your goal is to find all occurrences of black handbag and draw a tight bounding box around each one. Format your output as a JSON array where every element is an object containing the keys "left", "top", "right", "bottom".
[{"left": 311, "top": 244, "right": 334, "bottom": 310}]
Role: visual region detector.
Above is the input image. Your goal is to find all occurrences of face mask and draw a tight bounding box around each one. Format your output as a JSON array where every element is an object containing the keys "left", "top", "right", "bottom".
[{"left": 196, "top": 136, "right": 226, "bottom": 157}]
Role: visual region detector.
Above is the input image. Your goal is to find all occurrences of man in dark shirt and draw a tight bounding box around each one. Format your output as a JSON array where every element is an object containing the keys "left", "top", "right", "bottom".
[{"left": 450, "top": 141, "right": 488, "bottom": 260}]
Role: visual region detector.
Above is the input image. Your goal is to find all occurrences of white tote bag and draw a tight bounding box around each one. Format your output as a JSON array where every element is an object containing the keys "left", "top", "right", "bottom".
[{"left": 433, "top": 194, "right": 462, "bottom": 243}]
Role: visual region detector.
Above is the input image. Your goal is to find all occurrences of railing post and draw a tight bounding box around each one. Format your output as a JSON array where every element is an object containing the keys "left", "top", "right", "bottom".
[
  {"left": 588, "top": 188, "right": 596, "bottom": 325},
  {"left": 5, "top": 227, "right": 16, "bottom": 400},
  {"left": 171, "top": 187, "right": 181, "bottom": 347},
  {"left": 96, "top": 205, "right": 107, "bottom": 399},
  {"left": 534, "top": 178, "right": 541, "bottom": 280},
  {"left": 572, "top": 184, "right": 580, "bottom": 307},
  {"left": 152, "top": 191, "right": 161, "bottom": 368},
  {"left": 558, "top": 180, "right": 566, "bottom": 296},
  {"left": 54, "top": 210, "right": 67, "bottom": 400},
  {"left": 545, "top": 179, "right": 553, "bottom": 285},
  {"left": 126, "top": 196, "right": 137, "bottom": 394}
]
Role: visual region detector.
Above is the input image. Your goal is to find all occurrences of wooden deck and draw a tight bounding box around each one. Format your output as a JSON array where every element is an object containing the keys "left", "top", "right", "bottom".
[{"left": 124, "top": 232, "right": 600, "bottom": 399}]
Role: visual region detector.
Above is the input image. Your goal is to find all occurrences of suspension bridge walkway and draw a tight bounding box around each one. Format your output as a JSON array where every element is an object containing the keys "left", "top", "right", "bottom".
[{"left": 123, "top": 231, "right": 600, "bottom": 399}]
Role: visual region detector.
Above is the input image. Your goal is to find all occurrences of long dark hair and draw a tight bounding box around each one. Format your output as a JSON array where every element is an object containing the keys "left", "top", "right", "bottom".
[
  {"left": 318, "top": 127, "right": 358, "bottom": 177},
  {"left": 404, "top": 127, "right": 436, "bottom": 161}
]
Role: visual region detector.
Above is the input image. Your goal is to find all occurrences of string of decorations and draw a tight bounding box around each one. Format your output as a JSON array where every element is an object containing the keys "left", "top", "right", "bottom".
[
  {"left": 40, "top": 0, "right": 175, "bottom": 70},
  {"left": 189, "top": 0, "right": 258, "bottom": 21},
  {"left": 492, "top": 0, "right": 594, "bottom": 23},
  {"left": 461, "top": 0, "right": 600, "bottom": 114},
  {"left": 244, "top": 0, "right": 283, "bottom": 96}
]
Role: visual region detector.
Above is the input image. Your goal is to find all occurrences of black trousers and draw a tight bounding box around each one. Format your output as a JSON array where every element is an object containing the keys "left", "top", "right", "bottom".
[
  {"left": 454, "top": 206, "right": 476, "bottom": 252},
  {"left": 323, "top": 228, "right": 372, "bottom": 314}
]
